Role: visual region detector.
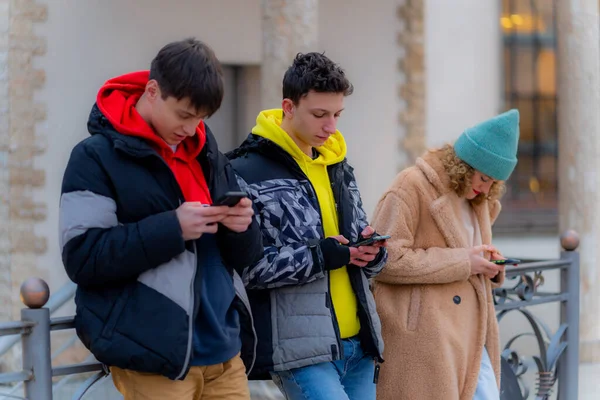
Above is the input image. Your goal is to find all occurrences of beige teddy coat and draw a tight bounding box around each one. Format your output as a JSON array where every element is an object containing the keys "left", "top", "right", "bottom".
[{"left": 371, "top": 151, "right": 504, "bottom": 400}]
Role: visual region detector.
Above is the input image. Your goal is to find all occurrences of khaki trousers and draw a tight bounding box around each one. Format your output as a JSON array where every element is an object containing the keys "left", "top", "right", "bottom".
[{"left": 111, "top": 354, "right": 250, "bottom": 400}]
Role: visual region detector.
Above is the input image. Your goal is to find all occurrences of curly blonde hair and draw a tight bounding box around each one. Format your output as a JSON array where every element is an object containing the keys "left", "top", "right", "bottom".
[{"left": 435, "top": 145, "right": 505, "bottom": 205}]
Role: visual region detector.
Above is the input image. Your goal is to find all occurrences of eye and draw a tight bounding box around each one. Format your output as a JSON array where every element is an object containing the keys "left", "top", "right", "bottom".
[
  {"left": 481, "top": 176, "right": 490, "bottom": 183},
  {"left": 313, "top": 114, "right": 325, "bottom": 118}
]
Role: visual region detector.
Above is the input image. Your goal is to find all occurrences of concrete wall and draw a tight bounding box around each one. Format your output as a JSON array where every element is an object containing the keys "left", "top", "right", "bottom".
[
  {"left": 318, "top": 0, "right": 402, "bottom": 218},
  {"left": 425, "top": 0, "right": 503, "bottom": 148}
]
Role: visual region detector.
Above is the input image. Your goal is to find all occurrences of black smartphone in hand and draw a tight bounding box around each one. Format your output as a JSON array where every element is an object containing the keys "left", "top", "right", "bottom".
[
  {"left": 214, "top": 191, "right": 248, "bottom": 207},
  {"left": 350, "top": 235, "right": 391, "bottom": 247}
]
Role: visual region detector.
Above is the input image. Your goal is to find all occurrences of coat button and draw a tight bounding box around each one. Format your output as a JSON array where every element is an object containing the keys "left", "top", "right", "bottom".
[{"left": 453, "top": 295, "right": 461, "bottom": 305}]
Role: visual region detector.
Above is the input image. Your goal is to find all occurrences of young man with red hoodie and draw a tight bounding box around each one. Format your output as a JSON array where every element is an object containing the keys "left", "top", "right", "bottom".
[{"left": 59, "top": 38, "right": 263, "bottom": 399}]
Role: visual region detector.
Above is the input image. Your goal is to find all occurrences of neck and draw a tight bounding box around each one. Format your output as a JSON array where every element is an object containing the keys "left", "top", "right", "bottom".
[
  {"left": 280, "top": 119, "right": 312, "bottom": 157},
  {"left": 135, "top": 94, "right": 153, "bottom": 127}
]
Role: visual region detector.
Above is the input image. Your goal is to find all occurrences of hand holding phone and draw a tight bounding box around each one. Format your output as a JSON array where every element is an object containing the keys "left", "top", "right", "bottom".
[
  {"left": 214, "top": 191, "right": 248, "bottom": 207},
  {"left": 350, "top": 235, "right": 391, "bottom": 248},
  {"left": 215, "top": 192, "right": 254, "bottom": 233}
]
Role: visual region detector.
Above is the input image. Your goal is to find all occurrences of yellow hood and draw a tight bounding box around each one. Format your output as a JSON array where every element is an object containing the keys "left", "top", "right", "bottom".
[{"left": 251, "top": 109, "right": 347, "bottom": 165}]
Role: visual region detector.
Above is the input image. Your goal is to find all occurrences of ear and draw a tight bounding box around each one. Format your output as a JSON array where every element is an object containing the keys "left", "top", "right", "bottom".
[
  {"left": 146, "top": 80, "right": 160, "bottom": 102},
  {"left": 282, "top": 99, "right": 295, "bottom": 118}
]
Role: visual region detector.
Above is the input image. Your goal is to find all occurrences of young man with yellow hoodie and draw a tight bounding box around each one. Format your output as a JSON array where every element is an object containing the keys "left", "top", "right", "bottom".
[{"left": 227, "top": 52, "right": 387, "bottom": 400}]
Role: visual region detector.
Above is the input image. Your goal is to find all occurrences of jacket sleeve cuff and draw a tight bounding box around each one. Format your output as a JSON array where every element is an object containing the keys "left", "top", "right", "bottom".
[{"left": 319, "top": 238, "right": 351, "bottom": 271}]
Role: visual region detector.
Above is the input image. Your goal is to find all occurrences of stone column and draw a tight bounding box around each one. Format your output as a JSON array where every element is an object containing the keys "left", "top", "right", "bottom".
[
  {"left": 260, "top": 0, "right": 319, "bottom": 109},
  {"left": 556, "top": 0, "right": 600, "bottom": 363},
  {"left": 0, "top": 0, "right": 12, "bottom": 324},
  {"left": 0, "top": 0, "right": 48, "bottom": 372},
  {"left": 397, "top": 0, "right": 426, "bottom": 169}
]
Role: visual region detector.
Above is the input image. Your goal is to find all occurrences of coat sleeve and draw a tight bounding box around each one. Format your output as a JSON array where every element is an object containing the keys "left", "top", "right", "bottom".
[
  {"left": 60, "top": 141, "right": 186, "bottom": 287},
  {"left": 489, "top": 199, "right": 505, "bottom": 288},
  {"left": 216, "top": 166, "right": 264, "bottom": 275},
  {"left": 371, "top": 184, "right": 471, "bottom": 285},
  {"left": 233, "top": 175, "right": 327, "bottom": 290},
  {"left": 346, "top": 169, "right": 388, "bottom": 279}
]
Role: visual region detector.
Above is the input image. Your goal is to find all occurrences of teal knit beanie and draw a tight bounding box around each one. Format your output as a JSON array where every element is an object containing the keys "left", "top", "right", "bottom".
[{"left": 454, "top": 109, "right": 520, "bottom": 181}]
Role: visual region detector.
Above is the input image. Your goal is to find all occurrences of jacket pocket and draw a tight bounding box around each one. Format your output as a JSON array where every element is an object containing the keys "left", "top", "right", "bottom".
[
  {"left": 406, "top": 286, "right": 421, "bottom": 332},
  {"left": 100, "top": 286, "right": 132, "bottom": 339}
]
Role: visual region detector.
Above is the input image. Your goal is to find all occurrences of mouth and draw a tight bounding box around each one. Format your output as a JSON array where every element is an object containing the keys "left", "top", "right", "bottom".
[
  {"left": 316, "top": 135, "right": 329, "bottom": 141},
  {"left": 173, "top": 133, "right": 187, "bottom": 141},
  {"left": 473, "top": 190, "right": 481, "bottom": 195}
]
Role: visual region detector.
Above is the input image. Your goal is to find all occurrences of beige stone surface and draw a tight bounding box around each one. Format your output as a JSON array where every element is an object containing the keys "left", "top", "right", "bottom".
[
  {"left": 0, "top": 0, "right": 48, "bottom": 372},
  {"left": 556, "top": 0, "right": 600, "bottom": 363},
  {"left": 260, "top": 0, "right": 318, "bottom": 109},
  {"left": 397, "top": 0, "right": 426, "bottom": 169}
]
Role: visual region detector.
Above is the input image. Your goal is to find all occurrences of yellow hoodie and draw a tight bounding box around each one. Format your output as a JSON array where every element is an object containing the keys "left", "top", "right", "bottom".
[{"left": 252, "top": 109, "right": 360, "bottom": 339}]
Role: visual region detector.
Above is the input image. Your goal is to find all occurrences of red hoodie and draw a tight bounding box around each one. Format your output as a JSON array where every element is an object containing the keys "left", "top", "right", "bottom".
[{"left": 97, "top": 71, "right": 212, "bottom": 204}]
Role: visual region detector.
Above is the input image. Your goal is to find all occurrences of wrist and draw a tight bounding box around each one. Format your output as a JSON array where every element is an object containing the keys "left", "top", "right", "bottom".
[{"left": 319, "top": 238, "right": 351, "bottom": 271}]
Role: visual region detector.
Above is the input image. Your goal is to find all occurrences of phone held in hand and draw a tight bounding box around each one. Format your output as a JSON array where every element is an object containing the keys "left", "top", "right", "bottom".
[
  {"left": 350, "top": 235, "right": 391, "bottom": 247},
  {"left": 214, "top": 191, "right": 248, "bottom": 207},
  {"left": 491, "top": 258, "right": 521, "bottom": 265}
]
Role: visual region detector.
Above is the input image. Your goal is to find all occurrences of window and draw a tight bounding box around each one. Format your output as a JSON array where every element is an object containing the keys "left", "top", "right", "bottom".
[{"left": 494, "top": 0, "right": 558, "bottom": 233}]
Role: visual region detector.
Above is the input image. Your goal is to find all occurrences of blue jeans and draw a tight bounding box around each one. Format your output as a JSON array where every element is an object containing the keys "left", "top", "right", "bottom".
[
  {"left": 270, "top": 337, "right": 376, "bottom": 400},
  {"left": 473, "top": 347, "right": 500, "bottom": 400}
]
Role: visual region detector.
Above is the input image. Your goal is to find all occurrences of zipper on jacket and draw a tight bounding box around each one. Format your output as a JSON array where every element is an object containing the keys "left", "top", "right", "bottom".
[
  {"left": 330, "top": 163, "right": 384, "bottom": 363},
  {"left": 233, "top": 274, "right": 259, "bottom": 376},
  {"left": 326, "top": 271, "right": 344, "bottom": 360},
  {"left": 373, "top": 359, "right": 381, "bottom": 384},
  {"left": 299, "top": 175, "right": 344, "bottom": 361},
  {"left": 176, "top": 240, "right": 199, "bottom": 380},
  {"left": 149, "top": 155, "right": 197, "bottom": 380},
  {"left": 247, "top": 304, "right": 258, "bottom": 376},
  {"left": 304, "top": 178, "right": 345, "bottom": 361}
]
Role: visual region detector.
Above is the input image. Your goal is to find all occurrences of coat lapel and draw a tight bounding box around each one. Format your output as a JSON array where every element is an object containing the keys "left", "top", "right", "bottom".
[
  {"left": 417, "top": 154, "right": 467, "bottom": 249},
  {"left": 430, "top": 193, "right": 467, "bottom": 249},
  {"left": 417, "top": 152, "right": 499, "bottom": 249}
]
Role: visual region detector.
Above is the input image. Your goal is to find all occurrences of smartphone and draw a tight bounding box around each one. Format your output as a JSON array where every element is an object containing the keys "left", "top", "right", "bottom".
[
  {"left": 350, "top": 235, "right": 391, "bottom": 247},
  {"left": 491, "top": 258, "right": 521, "bottom": 265},
  {"left": 214, "top": 191, "right": 248, "bottom": 207}
]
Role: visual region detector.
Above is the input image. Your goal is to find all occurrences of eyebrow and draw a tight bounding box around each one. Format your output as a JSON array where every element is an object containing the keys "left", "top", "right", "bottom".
[
  {"left": 310, "top": 108, "right": 345, "bottom": 113},
  {"left": 179, "top": 109, "right": 204, "bottom": 118}
]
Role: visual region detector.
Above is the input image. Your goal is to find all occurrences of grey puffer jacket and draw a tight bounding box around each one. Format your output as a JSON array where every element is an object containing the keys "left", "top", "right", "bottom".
[{"left": 227, "top": 134, "right": 386, "bottom": 380}]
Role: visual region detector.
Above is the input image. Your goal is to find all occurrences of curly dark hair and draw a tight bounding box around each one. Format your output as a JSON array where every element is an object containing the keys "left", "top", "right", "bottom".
[
  {"left": 435, "top": 145, "right": 506, "bottom": 205},
  {"left": 282, "top": 52, "right": 353, "bottom": 104},
  {"left": 150, "top": 38, "right": 223, "bottom": 117}
]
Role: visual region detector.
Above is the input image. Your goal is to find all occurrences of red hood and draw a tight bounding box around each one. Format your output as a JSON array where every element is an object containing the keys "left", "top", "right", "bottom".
[{"left": 96, "top": 70, "right": 205, "bottom": 161}]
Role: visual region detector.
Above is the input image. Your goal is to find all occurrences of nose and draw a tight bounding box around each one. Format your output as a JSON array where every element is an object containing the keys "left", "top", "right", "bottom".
[
  {"left": 182, "top": 122, "right": 197, "bottom": 136},
  {"left": 323, "top": 116, "right": 337, "bottom": 134}
]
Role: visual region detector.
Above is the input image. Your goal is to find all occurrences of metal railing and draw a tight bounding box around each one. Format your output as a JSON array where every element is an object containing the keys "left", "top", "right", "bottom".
[
  {"left": 0, "top": 230, "right": 581, "bottom": 400},
  {"left": 0, "top": 279, "right": 104, "bottom": 400},
  {"left": 0, "top": 281, "right": 76, "bottom": 359},
  {"left": 494, "top": 229, "right": 580, "bottom": 400}
]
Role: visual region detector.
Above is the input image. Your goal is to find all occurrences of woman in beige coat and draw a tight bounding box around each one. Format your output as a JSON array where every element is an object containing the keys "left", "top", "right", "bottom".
[{"left": 371, "top": 110, "right": 520, "bottom": 400}]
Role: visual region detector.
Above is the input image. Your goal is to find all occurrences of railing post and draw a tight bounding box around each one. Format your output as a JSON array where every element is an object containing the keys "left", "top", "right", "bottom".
[
  {"left": 558, "top": 230, "right": 580, "bottom": 400},
  {"left": 20, "top": 277, "right": 53, "bottom": 400}
]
